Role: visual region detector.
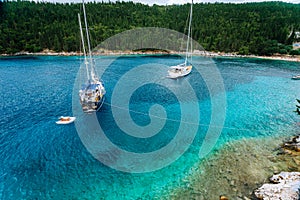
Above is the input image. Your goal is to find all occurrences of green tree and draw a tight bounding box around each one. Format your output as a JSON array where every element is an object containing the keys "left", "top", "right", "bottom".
[
  {"left": 0, "top": 1, "right": 300, "bottom": 55},
  {"left": 290, "top": 49, "right": 300, "bottom": 56}
]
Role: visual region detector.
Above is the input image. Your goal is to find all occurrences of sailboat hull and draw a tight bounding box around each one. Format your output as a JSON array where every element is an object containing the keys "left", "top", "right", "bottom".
[
  {"left": 81, "top": 96, "right": 105, "bottom": 113},
  {"left": 167, "top": 65, "right": 192, "bottom": 79},
  {"left": 79, "top": 81, "right": 106, "bottom": 113}
]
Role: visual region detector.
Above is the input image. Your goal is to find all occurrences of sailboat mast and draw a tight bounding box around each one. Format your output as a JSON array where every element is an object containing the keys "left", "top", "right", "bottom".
[
  {"left": 78, "top": 13, "right": 90, "bottom": 81},
  {"left": 185, "top": 0, "right": 193, "bottom": 65},
  {"left": 82, "top": 0, "right": 96, "bottom": 81}
]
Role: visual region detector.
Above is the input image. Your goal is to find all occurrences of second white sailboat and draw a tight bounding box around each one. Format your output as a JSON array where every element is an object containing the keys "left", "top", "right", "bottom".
[{"left": 168, "top": 0, "right": 193, "bottom": 79}]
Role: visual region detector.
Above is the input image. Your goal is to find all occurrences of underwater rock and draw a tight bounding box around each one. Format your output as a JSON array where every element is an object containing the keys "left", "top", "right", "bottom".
[
  {"left": 292, "top": 135, "right": 300, "bottom": 143},
  {"left": 282, "top": 135, "right": 300, "bottom": 153},
  {"left": 254, "top": 172, "right": 300, "bottom": 200},
  {"left": 219, "top": 195, "right": 229, "bottom": 200}
]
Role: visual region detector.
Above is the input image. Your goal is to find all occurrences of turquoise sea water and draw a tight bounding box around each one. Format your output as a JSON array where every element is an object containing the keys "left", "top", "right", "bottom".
[{"left": 0, "top": 55, "right": 300, "bottom": 199}]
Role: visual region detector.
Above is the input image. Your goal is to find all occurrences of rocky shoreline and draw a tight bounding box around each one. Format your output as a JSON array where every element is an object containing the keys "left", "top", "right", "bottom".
[
  {"left": 168, "top": 133, "right": 300, "bottom": 200},
  {"left": 1, "top": 49, "right": 300, "bottom": 63},
  {"left": 254, "top": 171, "right": 300, "bottom": 199},
  {"left": 253, "top": 135, "right": 300, "bottom": 200}
]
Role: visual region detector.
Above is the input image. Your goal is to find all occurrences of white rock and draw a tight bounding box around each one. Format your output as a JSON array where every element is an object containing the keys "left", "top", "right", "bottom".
[{"left": 254, "top": 172, "right": 300, "bottom": 200}]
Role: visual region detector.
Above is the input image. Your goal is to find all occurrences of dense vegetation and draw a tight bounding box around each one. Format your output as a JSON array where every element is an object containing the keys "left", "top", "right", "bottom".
[{"left": 0, "top": 0, "right": 299, "bottom": 55}]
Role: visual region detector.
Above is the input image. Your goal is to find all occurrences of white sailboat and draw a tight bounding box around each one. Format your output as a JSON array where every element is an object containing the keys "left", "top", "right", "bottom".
[
  {"left": 168, "top": 0, "right": 193, "bottom": 79},
  {"left": 78, "top": 1, "right": 106, "bottom": 113}
]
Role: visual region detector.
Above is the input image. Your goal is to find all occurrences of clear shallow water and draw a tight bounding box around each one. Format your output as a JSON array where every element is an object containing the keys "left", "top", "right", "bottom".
[{"left": 0, "top": 55, "right": 299, "bottom": 199}]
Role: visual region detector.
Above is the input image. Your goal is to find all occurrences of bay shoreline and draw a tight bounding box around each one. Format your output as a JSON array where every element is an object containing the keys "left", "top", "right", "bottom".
[{"left": 1, "top": 50, "right": 300, "bottom": 63}]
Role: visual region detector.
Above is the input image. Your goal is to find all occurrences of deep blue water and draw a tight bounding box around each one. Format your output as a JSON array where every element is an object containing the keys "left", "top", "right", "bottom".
[{"left": 0, "top": 55, "right": 300, "bottom": 199}]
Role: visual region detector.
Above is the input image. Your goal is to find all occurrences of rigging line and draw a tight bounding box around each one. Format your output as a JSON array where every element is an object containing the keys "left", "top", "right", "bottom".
[
  {"left": 185, "top": 0, "right": 193, "bottom": 65},
  {"left": 102, "top": 102, "right": 275, "bottom": 133},
  {"left": 180, "top": 7, "right": 190, "bottom": 52},
  {"left": 78, "top": 13, "right": 90, "bottom": 81}
]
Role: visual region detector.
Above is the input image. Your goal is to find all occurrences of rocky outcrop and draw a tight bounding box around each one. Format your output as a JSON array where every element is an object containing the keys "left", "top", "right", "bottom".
[
  {"left": 282, "top": 135, "right": 300, "bottom": 154},
  {"left": 253, "top": 135, "right": 300, "bottom": 199},
  {"left": 254, "top": 171, "right": 300, "bottom": 200}
]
